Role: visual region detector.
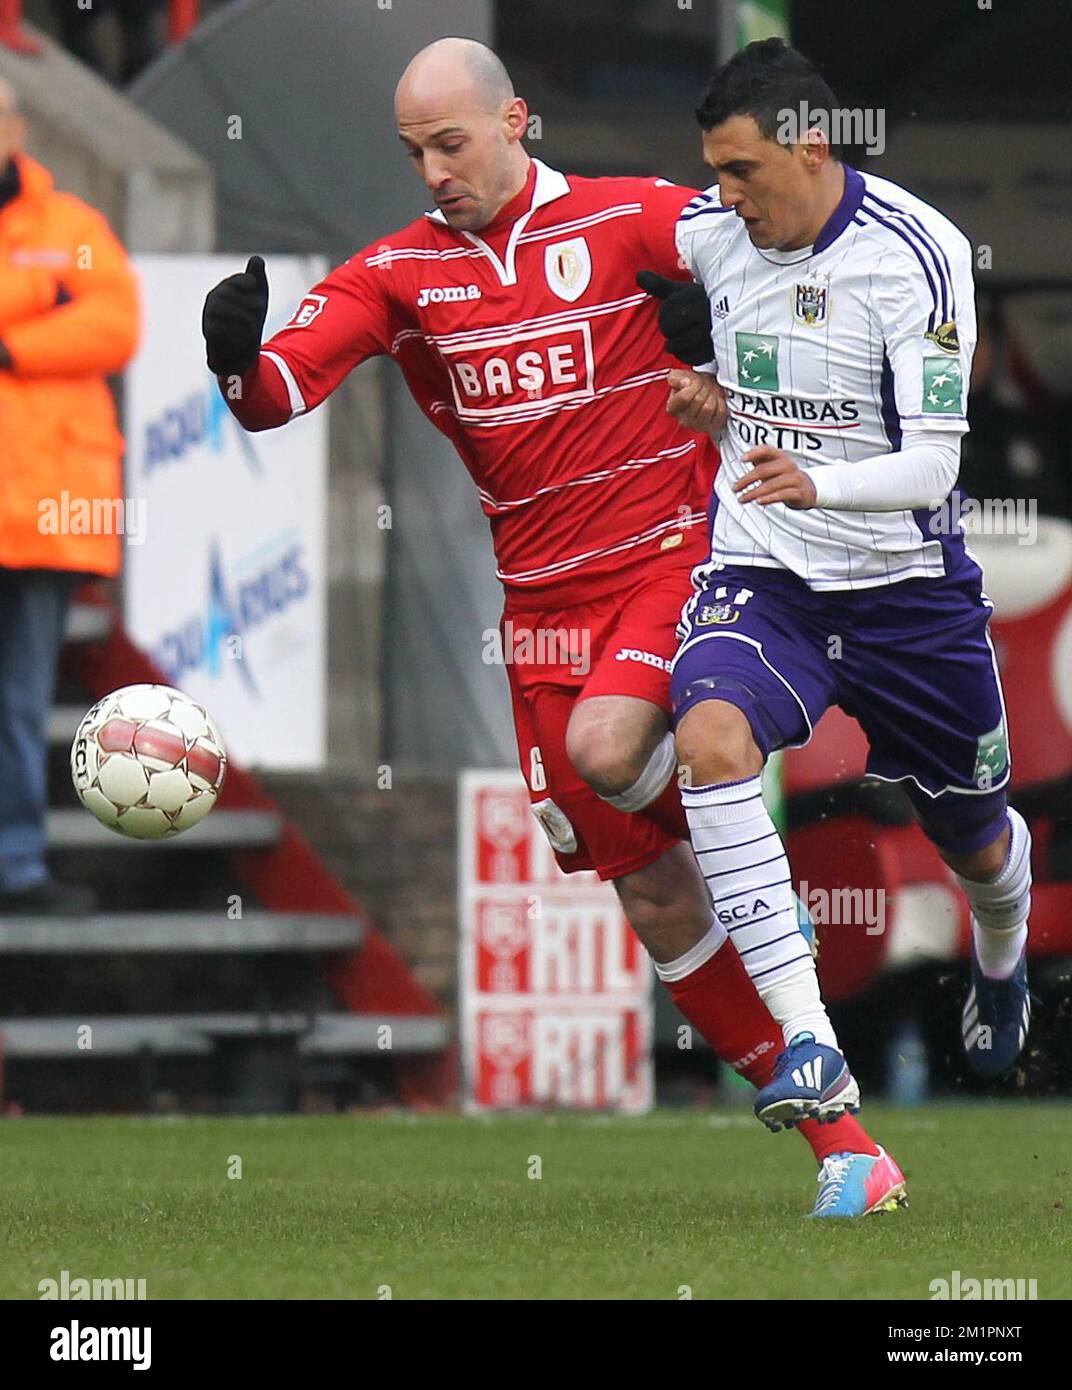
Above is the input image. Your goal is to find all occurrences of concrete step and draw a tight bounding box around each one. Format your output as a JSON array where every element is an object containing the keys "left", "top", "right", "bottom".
[
  {"left": 0, "top": 1012, "right": 450, "bottom": 1058},
  {"left": 64, "top": 604, "right": 112, "bottom": 643},
  {"left": 48, "top": 706, "right": 84, "bottom": 744},
  {"left": 47, "top": 808, "right": 282, "bottom": 849},
  {"left": 0, "top": 911, "right": 364, "bottom": 953}
]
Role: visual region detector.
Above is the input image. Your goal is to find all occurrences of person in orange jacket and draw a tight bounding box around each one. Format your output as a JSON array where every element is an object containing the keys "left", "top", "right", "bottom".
[{"left": 0, "top": 78, "right": 140, "bottom": 913}]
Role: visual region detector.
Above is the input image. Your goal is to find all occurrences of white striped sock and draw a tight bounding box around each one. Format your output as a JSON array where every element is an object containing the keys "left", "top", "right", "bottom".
[
  {"left": 682, "top": 775, "right": 838, "bottom": 1048},
  {"left": 959, "top": 808, "right": 1032, "bottom": 980}
]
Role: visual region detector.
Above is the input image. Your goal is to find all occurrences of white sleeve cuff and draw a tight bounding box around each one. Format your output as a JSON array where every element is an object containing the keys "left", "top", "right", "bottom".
[{"left": 809, "top": 432, "right": 961, "bottom": 512}]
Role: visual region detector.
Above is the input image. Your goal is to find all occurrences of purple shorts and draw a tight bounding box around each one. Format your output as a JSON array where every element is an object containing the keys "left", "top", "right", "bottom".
[{"left": 671, "top": 560, "right": 1011, "bottom": 854}]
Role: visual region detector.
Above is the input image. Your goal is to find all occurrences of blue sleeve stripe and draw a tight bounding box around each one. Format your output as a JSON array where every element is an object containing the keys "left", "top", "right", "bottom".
[
  {"left": 861, "top": 195, "right": 954, "bottom": 331},
  {"left": 880, "top": 351, "right": 903, "bottom": 451},
  {"left": 864, "top": 189, "right": 957, "bottom": 324},
  {"left": 857, "top": 204, "right": 942, "bottom": 333},
  {"left": 678, "top": 203, "right": 735, "bottom": 223}
]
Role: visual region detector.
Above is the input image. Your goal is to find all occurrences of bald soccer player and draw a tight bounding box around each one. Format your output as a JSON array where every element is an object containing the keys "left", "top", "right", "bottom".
[{"left": 201, "top": 38, "right": 906, "bottom": 1218}]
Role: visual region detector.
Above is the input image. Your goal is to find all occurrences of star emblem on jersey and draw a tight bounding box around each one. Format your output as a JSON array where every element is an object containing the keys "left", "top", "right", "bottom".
[
  {"left": 544, "top": 236, "right": 591, "bottom": 303},
  {"left": 735, "top": 332, "right": 779, "bottom": 391},
  {"left": 923, "top": 356, "right": 964, "bottom": 414},
  {"left": 794, "top": 281, "right": 830, "bottom": 326}
]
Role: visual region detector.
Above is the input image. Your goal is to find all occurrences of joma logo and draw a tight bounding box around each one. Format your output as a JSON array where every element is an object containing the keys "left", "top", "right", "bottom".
[{"left": 417, "top": 284, "right": 482, "bottom": 307}]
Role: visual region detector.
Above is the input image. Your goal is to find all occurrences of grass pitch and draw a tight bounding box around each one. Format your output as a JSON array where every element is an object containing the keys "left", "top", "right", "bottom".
[{"left": 0, "top": 1103, "right": 1068, "bottom": 1299}]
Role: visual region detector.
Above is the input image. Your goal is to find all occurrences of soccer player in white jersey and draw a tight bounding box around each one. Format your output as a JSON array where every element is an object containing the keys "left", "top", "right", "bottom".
[{"left": 642, "top": 38, "right": 1032, "bottom": 1130}]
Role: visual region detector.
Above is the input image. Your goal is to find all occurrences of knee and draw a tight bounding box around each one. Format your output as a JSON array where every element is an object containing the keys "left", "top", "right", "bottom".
[
  {"left": 675, "top": 700, "right": 763, "bottom": 786},
  {"left": 617, "top": 847, "right": 714, "bottom": 958},
  {"left": 937, "top": 820, "right": 1011, "bottom": 881},
  {"left": 565, "top": 713, "right": 648, "bottom": 797}
]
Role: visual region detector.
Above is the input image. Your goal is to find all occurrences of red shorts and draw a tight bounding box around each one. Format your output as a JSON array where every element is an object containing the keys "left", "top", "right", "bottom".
[{"left": 504, "top": 555, "right": 697, "bottom": 880}]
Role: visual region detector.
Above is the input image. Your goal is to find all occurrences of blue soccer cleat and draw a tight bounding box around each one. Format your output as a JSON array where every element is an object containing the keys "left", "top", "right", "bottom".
[
  {"left": 754, "top": 1031, "right": 861, "bottom": 1132},
  {"left": 807, "top": 1147, "right": 908, "bottom": 1219},
  {"left": 962, "top": 939, "right": 1031, "bottom": 1079}
]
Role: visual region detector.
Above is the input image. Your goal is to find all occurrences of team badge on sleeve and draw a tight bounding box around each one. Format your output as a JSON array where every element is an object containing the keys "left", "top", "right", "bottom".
[
  {"left": 544, "top": 237, "right": 592, "bottom": 303},
  {"left": 923, "top": 357, "right": 964, "bottom": 414},
  {"left": 285, "top": 294, "right": 327, "bottom": 329},
  {"left": 925, "top": 320, "right": 960, "bottom": 354}
]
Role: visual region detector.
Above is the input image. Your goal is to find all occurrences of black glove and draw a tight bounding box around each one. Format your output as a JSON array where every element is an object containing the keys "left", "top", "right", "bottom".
[
  {"left": 636, "top": 269, "right": 714, "bottom": 367},
  {"left": 202, "top": 255, "right": 269, "bottom": 375}
]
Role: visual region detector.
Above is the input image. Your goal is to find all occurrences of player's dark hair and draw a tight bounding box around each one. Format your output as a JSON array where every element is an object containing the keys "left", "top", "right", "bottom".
[{"left": 695, "top": 38, "right": 843, "bottom": 155}]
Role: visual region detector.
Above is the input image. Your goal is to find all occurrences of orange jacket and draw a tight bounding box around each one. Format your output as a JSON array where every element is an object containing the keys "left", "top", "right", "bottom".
[{"left": 0, "top": 154, "right": 140, "bottom": 575}]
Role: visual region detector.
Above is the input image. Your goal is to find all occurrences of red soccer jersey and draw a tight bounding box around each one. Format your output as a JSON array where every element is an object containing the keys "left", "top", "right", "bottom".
[{"left": 227, "top": 158, "right": 717, "bottom": 608}]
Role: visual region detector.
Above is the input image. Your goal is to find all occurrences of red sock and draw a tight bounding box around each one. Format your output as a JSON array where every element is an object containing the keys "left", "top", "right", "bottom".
[
  {"left": 665, "top": 941, "right": 781, "bottom": 1087},
  {"left": 798, "top": 1112, "right": 880, "bottom": 1161},
  {"left": 664, "top": 941, "right": 880, "bottom": 1162}
]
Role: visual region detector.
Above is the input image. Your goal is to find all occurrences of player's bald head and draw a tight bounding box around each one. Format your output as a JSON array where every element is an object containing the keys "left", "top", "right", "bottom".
[
  {"left": 395, "top": 37, "right": 529, "bottom": 233},
  {"left": 395, "top": 37, "right": 514, "bottom": 118}
]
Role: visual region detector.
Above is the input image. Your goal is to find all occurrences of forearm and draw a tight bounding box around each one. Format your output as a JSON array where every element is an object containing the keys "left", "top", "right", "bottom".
[
  {"left": 219, "top": 352, "right": 294, "bottom": 431},
  {"left": 809, "top": 433, "right": 961, "bottom": 511},
  {"left": 2, "top": 294, "right": 139, "bottom": 376}
]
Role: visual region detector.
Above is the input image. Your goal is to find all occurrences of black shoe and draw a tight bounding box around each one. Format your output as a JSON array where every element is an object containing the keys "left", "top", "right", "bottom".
[{"left": 0, "top": 879, "right": 98, "bottom": 916}]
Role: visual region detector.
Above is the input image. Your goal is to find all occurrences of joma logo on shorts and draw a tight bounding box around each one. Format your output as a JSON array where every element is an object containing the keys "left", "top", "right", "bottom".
[
  {"left": 615, "top": 648, "right": 672, "bottom": 672},
  {"left": 417, "top": 284, "right": 482, "bottom": 307}
]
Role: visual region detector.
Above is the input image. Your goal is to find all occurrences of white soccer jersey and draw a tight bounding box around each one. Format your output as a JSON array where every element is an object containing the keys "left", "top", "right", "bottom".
[{"left": 675, "top": 166, "right": 977, "bottom": 590}]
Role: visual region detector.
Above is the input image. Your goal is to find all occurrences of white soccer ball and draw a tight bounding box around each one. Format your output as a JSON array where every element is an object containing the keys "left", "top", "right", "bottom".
[{"left": 70, "top": 684, "right": 228, "bottom": 840}]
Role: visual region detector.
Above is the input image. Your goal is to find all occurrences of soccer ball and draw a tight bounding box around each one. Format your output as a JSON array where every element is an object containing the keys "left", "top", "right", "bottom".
[{"left": 70, "top": 684, "right": 227, "bottom": 840}]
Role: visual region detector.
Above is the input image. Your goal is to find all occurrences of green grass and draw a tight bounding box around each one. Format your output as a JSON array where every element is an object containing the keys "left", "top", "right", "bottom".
[{"left": 0, "top": 1104, "right": 1069, "bottom": 1299}]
